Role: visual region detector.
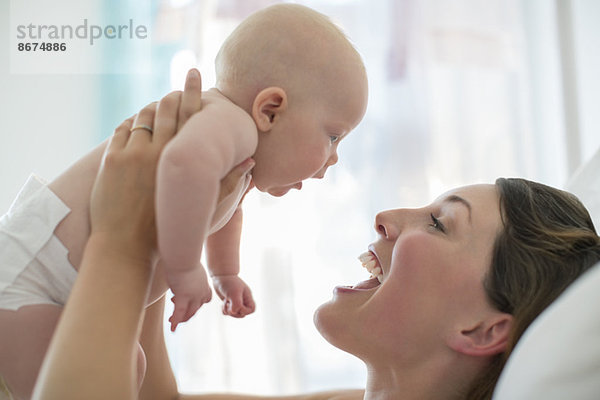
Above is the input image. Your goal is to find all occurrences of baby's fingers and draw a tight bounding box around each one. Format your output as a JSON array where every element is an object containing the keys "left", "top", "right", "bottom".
[
  {"left": 223, "top": 295, "right": 255, "bottom": 318},
  {"left": 170, "top": 294, "right": 211, "bottom": 331},
  {"left": 222, "top": 299, "right": 241, "bottom": 317},
  {"left": 169, "top": 296, "right": 190, "bottom": 331},
  {"left": 243, "top": 290, "right": 256, "bottom": 314},
  {"left": 224, "top": 297, "right": 242, "bottom": 316}
]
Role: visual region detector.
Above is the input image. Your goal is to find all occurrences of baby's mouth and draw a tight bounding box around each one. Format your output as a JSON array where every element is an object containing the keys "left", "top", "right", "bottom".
[{"left": 350, "top": 251, "right": 383, "bottom": 289}]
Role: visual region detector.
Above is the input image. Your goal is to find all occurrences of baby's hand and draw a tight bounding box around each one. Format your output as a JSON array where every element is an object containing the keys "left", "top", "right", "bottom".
[
  {"left": 168, "top": 264, "right": 212, "bottom": 331},
  {"left": 211, "top": 275, "right": 256, "bottom": 318}
]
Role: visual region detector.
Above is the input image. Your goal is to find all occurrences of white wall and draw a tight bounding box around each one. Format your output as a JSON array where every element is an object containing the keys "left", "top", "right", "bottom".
[
  {"left": 2, "top": 0, "right": 598, "bottom": 210},
  {"left": 520, "top": 0, "right": 600, "bottom": 186},
  {"left": 572, "top": 0, "right": 600, "bottom": 164},
  {"left": 0, "top": 0, "right": 100, "bottom": 212}
]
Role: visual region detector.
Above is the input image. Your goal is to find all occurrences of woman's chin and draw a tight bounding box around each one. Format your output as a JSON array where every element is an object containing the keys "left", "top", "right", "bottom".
[
  {"left": 313, "top": 301, "right": 329, "bottom": 331},
  {"left": 314, "top": 303, "right": 372, "bottom": 366},
  {"left": 313, "top": 300, "right": 350, "bottom": 350}
]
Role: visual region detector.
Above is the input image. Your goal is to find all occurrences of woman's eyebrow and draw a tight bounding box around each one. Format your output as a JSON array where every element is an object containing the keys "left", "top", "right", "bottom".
[{"left": 443, "top": 195, "right": 472, "bottom": 223}]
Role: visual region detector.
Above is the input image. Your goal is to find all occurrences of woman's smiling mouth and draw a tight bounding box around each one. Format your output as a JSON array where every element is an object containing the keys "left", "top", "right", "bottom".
[
  {"left": 333, "top": 250, "right": 384, "bottom": 294},
  {"left": 359, "top": 251, "right": 383, "bottom": 283}
]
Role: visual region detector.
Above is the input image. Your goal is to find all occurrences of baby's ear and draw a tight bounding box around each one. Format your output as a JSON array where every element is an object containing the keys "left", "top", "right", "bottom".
[{"left": 251, "top": 87, "right": 287, "bottom": 131}]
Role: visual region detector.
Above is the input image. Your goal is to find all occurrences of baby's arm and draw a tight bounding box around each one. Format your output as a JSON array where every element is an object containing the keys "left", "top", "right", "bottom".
[
  {"left": 156, "top": 93, "right": 257, "bottom": 329},
  {"left": 206, "top": 199, "right": 256, "bottom": 318}
]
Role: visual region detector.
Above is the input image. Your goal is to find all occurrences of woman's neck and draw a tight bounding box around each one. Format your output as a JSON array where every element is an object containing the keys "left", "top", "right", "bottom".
[{"left": 363, "top": 354, "right": 469, "bottom": 400}]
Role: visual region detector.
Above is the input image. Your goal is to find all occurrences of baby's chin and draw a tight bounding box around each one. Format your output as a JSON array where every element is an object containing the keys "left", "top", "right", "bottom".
[
  {"left": 264, "top": 183, "right": 302, "bottom": 197},
  {"left": 267, "top": 187, "right": 292, "bottom": 197},
  {"left": 251, "top": 183, "right": 288, "bottom": 197}
]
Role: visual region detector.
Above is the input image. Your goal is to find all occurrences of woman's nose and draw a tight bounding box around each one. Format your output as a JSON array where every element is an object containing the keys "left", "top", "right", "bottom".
[{"left": 374, "top": 209, "right": 401, "bottom": 240}]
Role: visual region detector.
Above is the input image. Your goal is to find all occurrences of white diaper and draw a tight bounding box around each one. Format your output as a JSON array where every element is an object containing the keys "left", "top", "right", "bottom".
[{"left": 0, "top": 174, "right": 77, "bottom": 311}]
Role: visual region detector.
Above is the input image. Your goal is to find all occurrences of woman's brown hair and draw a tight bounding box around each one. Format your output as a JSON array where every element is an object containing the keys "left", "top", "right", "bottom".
[{"left": 466, "top": 178, "right": 600, "bottom": 399}]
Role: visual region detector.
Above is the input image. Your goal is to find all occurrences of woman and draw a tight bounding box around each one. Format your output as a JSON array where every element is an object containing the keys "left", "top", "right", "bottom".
[
  {"left": 33, "top": 74, "right": 600, "bottom": 399},
  {"left": 315, "top": 178, "right": 600, "bottom": 399}
]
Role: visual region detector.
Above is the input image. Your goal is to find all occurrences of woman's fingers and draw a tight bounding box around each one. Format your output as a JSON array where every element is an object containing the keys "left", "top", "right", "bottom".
[
  {"left": 153, "top": 91, "right": 182, "bottom": 148},
  {"left": 129, "top": 102, "right": 158, "bottom": 148},
  {"left": 218, "top": 158, "right": 255, "bottom": 203},
  {"left": 123, "top": 68, "right": 201, "bottom": 153},
  {"left": 108, "top": 115, "right": 135, "bottom": 150},
  {"left": 177, "top": 68, "right": 203, "bottom": 130}
]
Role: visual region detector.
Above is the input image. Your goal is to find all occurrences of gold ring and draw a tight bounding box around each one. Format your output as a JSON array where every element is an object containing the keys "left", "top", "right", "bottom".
[{"left": 130, "top": 124, "right": 153, "bottom": 134}]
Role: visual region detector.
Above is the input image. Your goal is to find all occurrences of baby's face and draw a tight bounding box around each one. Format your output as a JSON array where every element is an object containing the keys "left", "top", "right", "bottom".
[{"left": 252, "top": 65, "right": 368, "bottom": 197}]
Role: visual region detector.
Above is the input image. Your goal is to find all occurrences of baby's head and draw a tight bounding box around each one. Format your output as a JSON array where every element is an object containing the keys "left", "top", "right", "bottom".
[{"left": 215, "top": 4, "right": 368, "bottom": 196}]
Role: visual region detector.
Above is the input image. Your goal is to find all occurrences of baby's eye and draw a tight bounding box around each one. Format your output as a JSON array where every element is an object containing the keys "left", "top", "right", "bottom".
[
  {"left": 330, "top": 135, "right": 340, "bottom": 144},
  {"left": 429, "top": 213, "right": 446, "bottom": 233}
]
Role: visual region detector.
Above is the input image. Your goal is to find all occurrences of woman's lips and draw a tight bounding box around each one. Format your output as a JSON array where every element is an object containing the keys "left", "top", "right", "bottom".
[
  {"left": 333, "top": 277, "right": 380, "bottom": 295},
  {"left": 352, "top": 277, "right": 381, "bottom": 290},
  {"left": 332, "top": 249, "right": 384, "bottom": 295}
]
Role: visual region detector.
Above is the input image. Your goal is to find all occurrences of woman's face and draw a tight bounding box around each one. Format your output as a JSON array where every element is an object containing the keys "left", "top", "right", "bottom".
[{"left": 314, "top": 184, "right": 503, "bottom": 365}]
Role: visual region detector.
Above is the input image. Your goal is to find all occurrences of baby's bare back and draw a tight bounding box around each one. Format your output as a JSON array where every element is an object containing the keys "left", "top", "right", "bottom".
[{"left": 48, "top": 140, "right": 108, "bottom": 270}]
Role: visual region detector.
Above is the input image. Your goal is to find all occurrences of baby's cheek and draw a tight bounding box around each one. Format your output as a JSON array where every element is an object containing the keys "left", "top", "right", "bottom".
[{"left": 308, "top": 147, "right": 331, "bottom": 174}]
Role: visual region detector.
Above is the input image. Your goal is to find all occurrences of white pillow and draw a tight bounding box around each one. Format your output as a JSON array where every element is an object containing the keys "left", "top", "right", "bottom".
[
  {"left": 494, "top": 148, "right": 600, "bottom": 399},
  {"left": 493, "top": 261, "right": 600, "bottom": 399}
]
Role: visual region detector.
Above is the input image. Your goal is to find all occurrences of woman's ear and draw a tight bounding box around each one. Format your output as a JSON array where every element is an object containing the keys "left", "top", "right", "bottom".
[
  {"left": 446, "top": 313, "right": 513, "bottom": 357},
  {"left": 251, "top": 87, "right": 288, "bottom": 131}
]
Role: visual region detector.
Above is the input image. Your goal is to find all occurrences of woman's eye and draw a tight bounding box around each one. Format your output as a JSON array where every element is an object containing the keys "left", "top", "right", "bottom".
[{"left": 429, "top": 213, "right": 446, "bottom": 233}]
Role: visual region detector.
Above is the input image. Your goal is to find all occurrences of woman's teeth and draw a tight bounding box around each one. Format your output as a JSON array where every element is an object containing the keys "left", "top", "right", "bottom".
[{"left": 358, "top": 251, "right": 383, "bottom": 283}]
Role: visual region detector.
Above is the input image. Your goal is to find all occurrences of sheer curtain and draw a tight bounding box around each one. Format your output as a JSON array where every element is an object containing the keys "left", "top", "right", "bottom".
[
  {"left": 149, "top": 0, "right": 575, "bottom": 394},
  {"left": 0, "top": 0, "right": 596, "bottom": 393}
]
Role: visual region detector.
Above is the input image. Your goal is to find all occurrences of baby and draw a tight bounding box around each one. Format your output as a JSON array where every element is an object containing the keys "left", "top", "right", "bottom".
[{"left": 0, "top": 4, "right": 368, "bottom": 332}]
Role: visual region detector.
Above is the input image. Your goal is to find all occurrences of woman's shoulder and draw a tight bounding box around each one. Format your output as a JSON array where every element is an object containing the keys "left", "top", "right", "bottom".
[{"left": 182, "top": 389, "right": 364, "bottom": 400}]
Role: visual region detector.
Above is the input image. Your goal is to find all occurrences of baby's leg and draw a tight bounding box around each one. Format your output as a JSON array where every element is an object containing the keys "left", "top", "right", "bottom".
[
  {"left": 0, "top": 304, "right": 62, "bottom": 399},
  {"left": 50, "top": 140, "right": 108, "bottom": 270}
]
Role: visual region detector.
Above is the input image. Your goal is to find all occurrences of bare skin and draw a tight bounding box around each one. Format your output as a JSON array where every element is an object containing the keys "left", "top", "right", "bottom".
[
  {"left": 0, "top": 70, "right": 256, "bottom": 400},
  {"left": 163, "top": 3, "right": 368, "bottom": 329},
  {"left": 31, "top": 69, "right": 363, "bottom": 400}
]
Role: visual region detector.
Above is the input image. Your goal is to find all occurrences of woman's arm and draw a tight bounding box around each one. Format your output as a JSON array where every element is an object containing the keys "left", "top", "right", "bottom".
[
  {"left": 139, "top": 293, "right": 363, "bottom": 400},
  {"left": 180, "top": 389, "right": 364, "bottom": 400},
  {"left": 32, "top": 98, "right": 169, "bottom": 399},
  {"left": 139, "top": 294, "right": 178, "bottom": 400},
  {"left": 32, "top": 70, "right": 203, "bottom": 400}
]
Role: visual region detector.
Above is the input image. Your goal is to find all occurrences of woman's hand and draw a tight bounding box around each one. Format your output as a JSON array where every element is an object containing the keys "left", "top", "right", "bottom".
[
  {"left": 34, "top": 69, "right": 258, "bottom": 400},
  {"left": 90, "top": 68, "right": 253, "bottom": 264},
  {"left": 90, "top": 69, "right": 204, "bottom": 264},
  {"left": 32, "top": 70, "right": 203, "bottom": 400}
]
